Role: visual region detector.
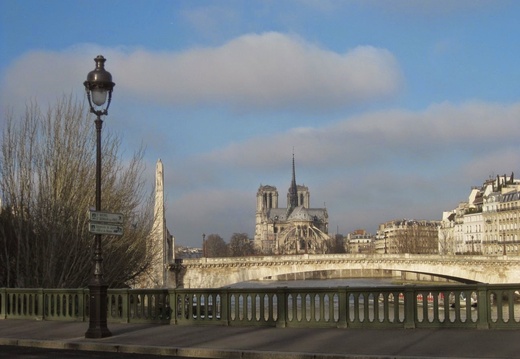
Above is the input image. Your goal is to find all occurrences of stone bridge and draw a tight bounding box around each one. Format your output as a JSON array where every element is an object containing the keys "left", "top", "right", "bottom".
[{"left": 167, "top": 253, "right": 520, "bottom": 288}]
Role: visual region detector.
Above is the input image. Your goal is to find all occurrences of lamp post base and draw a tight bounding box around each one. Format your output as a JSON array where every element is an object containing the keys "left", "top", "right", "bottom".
[{"left": 85, "top": 283, "right": 111, "bottom": 338}]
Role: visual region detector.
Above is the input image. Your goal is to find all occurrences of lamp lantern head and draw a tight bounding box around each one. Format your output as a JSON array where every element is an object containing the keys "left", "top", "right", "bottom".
[{"left": 84, "top": 55, "right": 115, "bottom": 115}]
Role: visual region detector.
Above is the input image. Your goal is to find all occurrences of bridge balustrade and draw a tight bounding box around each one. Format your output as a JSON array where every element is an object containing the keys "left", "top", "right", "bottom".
[
  {"left": 0, "top": 288, "right": 44, "bottom": 320},
  {"left": 173, "top": 289, "right": 225, "bottom": 325},
  {"left": 106, "top": 289, "right": 171, "bottom": 324},
  {"left": 0, "top": 288, "right": 86, "bottom": 321},
  {"left": 42, "top": 289, "right": 85, "bottom": 321},
  {"left": 2, "top": 284, "right": 520, "bottom": 329},
  {"left": 285, "top": 288, "right": 338, "bottom": 328}
]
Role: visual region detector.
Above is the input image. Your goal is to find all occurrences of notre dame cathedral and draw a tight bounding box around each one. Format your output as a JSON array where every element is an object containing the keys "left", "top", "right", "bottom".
[{"left": 254, "top": 155, "right": 331, "bottom": 254}]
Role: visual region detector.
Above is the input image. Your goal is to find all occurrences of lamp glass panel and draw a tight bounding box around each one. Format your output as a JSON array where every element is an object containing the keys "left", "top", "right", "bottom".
[{"left": 92, "top": 89, "right": 108, "bottom": 106}]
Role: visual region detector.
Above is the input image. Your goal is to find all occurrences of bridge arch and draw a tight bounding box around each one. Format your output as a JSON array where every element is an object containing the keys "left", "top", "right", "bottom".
[
  {"left": 262, "top": 268, "right": 477, "bottom": 285},
  {"left": 169, "top": 254, "right": 520, "bottom": 288}
]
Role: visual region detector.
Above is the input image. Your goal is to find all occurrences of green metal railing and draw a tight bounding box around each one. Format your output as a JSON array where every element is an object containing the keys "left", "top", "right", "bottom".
[{"left": 2, "top": 284, "right": 520, "bottom": 329}]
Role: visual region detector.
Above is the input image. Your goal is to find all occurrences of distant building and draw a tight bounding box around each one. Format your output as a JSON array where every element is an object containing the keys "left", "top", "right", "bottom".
[
  {"left": 254, "top": 155, "right": 331, "bottom": 254},
  {"left": 175, "top": 246, "right": 203, "bottom": 259},
  {"left": 376, "top": 219, "right": 440, "bottom": 254},
  {"left": 442, "top": 173, "right": 520, "bottom": 255},
  {"left": 346, "top": 229, "right": 374, "bottom": 254}
]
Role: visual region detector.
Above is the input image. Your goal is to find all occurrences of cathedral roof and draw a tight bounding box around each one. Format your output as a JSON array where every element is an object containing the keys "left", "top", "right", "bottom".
[
  {"left": 267, "top": 208, "right": 288, "bottom": 221},
  {"left": 288, "top": 205, "right": 313, "bottom": 221},
  {"left": 267, "top": 206, "right": 327, "bottom": 223}
]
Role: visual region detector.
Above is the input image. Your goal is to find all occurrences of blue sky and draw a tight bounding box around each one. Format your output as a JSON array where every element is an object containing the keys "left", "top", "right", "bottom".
[{"left": 2, "top": 0, "right": 520, "bottom": 248}]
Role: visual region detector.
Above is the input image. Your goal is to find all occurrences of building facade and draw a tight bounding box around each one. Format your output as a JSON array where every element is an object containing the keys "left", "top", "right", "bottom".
[
  {"left": 254, "top": 156, "right": 330, "bottom": 254},
  {"left": 375, "top": 219, "right": 440, "bottom": 254},
  {"left": 482, "top": 175, "right": 520, "bottom": 255},
  {"left": 442, "top": 174, "right": 520, "bottom": 255},
  {"left": 346, "top": 229, "right": 374, "bottom": 254}
]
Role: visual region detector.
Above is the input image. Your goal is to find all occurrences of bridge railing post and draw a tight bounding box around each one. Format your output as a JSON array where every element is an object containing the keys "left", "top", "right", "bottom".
[
  {"left": 476, "top": 284, "right": 489, "bottom": 329},
  {"left": 404, "top": 285, "right": 416, "bottom": 329},
  {"left": 0, "top": 288, "right": 5, "bottom": 319},
  {"left": 77, "top": 288, "right": 86, "bottom": 322},
  {"left": 168, "top": 289, "right": 177, "bottom": 325},
  {"left": 221, "top": 288, "right": 230, "bottom": 326},
  {"left": 120, "top": 289, "right": 130, "bottom": 323},
  {"left": 276, "top": 287, "right": 287, "bottom": 328},
  {"left": 36, "top": 289, "right": 44, "bottom": 321},
  {"left": 337, "top": 286, "right": 348, "bottom": 328}
]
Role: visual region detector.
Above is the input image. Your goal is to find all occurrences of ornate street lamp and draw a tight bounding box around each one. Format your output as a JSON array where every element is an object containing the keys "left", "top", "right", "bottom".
[
  {"left": 202, "top": 233, "right": 206, "bottom": 257},
  {"left": 84, "top": 55, "right": 115, "bottom": 339}
]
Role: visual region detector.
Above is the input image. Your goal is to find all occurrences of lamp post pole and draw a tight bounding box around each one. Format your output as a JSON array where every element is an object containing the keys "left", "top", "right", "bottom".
[
  {"left": 202, "top": 233, "right": 206, "bottom": 257},
  {"left": 273, "top": 215, "right": 278, "bottom": 254},
  {"left": 84, "top": 55, "right": 115, "bottom": 339}
]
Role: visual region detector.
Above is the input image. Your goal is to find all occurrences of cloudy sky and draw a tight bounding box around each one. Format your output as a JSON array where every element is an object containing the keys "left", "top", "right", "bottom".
[{"left": 1, "top": 1, "right": 520, "bottom": 248}]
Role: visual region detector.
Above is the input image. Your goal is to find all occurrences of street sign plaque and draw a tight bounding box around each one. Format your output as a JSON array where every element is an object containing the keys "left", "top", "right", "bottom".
[
  {"left": 89, "top": 211, "right": 123, "bottom": 224},
  {"left": 89, "top": 223, "right": 123, "bottom": 236}
]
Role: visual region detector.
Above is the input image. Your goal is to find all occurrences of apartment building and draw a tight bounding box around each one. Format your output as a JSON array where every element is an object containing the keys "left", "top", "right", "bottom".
[
  {"left": 375, "top": 219, "right": 440, "bottom": 254},
  {"left": 441, "top": 174, "right": 520, "bottom": 255}
]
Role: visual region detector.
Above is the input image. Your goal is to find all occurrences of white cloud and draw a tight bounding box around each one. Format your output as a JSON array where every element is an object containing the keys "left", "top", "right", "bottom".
[
  {"left": 115, "top": 33, "right": 403, "bottom": 110},
  {"left": 194, "top": 100, "right": 520, "bottom": 171},
  {"left": 461, "top": 149, "right": 520, "bottom": 181},
  {"left": 0, "top": 33, "right": 402, "bottom": 113}
]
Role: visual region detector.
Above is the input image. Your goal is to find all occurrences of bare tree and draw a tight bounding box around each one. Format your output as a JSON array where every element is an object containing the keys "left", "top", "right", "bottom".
[
  {"left": 204, "top": 234, "right": 228, "bottom": 257},
  {"left": 438, "top": 227, "right": 453, "bottom": 255},
  {"left": 228, "top": 233, "right": 255, "bottom": 257},
  {"left": 327, "top": 234, "right": 346, "bottom": 254},
  {"left": 0, "top": 97, "right": 155, "bottom": 288},
  {"left": 393, "top": 221, "right": 438, "bottom": 254},
  {"left": 394, "top": 229, "right": 416, "bottom": 254}
]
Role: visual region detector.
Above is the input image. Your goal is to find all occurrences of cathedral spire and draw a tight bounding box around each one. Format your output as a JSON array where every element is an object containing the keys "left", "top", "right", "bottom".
[{"left": 288, "top": 152, "right": 298, "bottom": 215}]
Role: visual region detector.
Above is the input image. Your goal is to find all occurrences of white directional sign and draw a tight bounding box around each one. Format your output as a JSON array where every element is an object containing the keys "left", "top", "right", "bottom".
[
  {"left": 89, "top": 211, "right": 124, "bottom": 224},
  {"left": 89, "top": 223, "right": 123, "bottom": 236}
]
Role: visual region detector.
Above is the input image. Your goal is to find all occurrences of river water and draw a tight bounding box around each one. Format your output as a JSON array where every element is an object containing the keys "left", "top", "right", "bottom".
[{"left": 226, "top": 278, "right": 412, "bottom": 288}]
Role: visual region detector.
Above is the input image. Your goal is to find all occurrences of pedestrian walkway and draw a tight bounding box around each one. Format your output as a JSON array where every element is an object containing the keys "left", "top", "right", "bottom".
[{"left": 0, "top": 319, "right": 519, "bottom": 359}]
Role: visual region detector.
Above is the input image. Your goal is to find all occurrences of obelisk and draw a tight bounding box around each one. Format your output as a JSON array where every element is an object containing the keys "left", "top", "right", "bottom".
[{"left": 152, "top": 158, "right": 166, "bottom": 287}]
